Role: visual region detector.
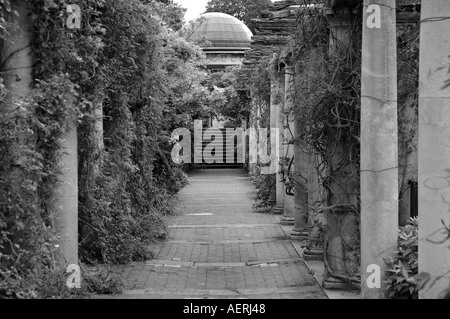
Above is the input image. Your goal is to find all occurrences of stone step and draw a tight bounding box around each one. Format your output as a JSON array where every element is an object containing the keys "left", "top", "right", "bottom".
[
  {"left": 144, "top": 257, "right": 301, "bottom": 268},
  {"left": 114, "top": 286, "right": 326, "bottom": 299}
]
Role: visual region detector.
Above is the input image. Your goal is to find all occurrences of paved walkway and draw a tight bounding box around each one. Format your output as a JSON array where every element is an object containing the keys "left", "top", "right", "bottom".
[{"left": 99, "top": 168, "right": 327, "bottom": 299}]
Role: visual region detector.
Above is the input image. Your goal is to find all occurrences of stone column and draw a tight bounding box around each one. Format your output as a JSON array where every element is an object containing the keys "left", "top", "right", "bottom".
[
  {"left": 252, "top": 102, "right": 259, "bottom": 176},
  {"left": 95, "top": 103, "right": 104, "bottom": 151},
  {"left": 323, "top": 8, "right": 360, "bottom": 290},
  {"left": 290, "top": 108, "right": 310, "bottom": 239},
  {"left": 4, "top": 1, "right": 79, "bottom": 268},
  {"left": 194, "top": 119, "right": 203, "bottom": 164},
  {"left": 281, "top": 67, "right": 294, "bottom": 225},
  {"left": 92, "top": 102, "right": 104, "bottom": 176},
  {"left": 248, "top": 96, "right": 256, "bottom": 175},
  {"left": 361, "top": 0, "right": 398, "bottom": 298},
  {"left": 241, "top": 119, "right": 247, "bottom": 168},
  {"left": 418, "top": 0, "right": 450, "bottom": 299},
  {"left": 270, "top": 64, "right": 285, "bottom": 214},
  {"left": 54, "top": 116, "right": 79, "bottom": 267},
  {"left": 303, "top": 152, "right": 327, "bottom": 261},
  {"left": 398, "top": 100, "right": 418, "bottom": 226}
]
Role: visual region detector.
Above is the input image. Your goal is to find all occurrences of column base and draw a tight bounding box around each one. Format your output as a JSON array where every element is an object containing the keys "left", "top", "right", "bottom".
[
  {"left": 272, "top": 205, "right": 284, "bottom": 214},
  {"left": 303, "top": 246, "right": 324, "bottom": 261},
  {"left": 290, "top": 228, "right": 309, "bottom": 240},
  {"left": 280, "top": 216, "right": 294, "bottom": 225},
  {"left": 322, "top": 275, "right": 360, "bottom": 290}
]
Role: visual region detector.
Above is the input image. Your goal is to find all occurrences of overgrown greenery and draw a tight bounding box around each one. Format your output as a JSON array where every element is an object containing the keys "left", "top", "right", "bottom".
[
  {"left": 245, "top": 2, "right": 422, "bottom": 287},
  {"left": 0, "top": 0, "right": 218, "bottom": 298},
  {"left": 0, "top": 73, "right": 79, "bottom": 298},
  {"left": 290, "top": 6, "right": 362, "bottom": 281},
  {"left": 385, "top": 218, "right": 418, "bottom": 299},
  {"left": 246, "top": 57, "right": 273, "bottom": 209}
]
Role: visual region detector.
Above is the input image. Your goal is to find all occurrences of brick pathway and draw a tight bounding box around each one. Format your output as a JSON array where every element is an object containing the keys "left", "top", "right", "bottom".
[{"left": 97, "top": 168, "right": 327, "bottom": 299}]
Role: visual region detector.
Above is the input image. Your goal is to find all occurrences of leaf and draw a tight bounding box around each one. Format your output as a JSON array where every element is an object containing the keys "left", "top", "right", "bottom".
[
  {"left": 414, "top": 272, "right": 431, "bottom": 281},
  {"left": 401, "top": 266, "right": 410, "bottom": 279}
]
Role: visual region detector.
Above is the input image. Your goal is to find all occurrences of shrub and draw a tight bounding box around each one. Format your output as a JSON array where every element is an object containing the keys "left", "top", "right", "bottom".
[{"left": 385, "top": 217, "right": 418, "bottom": 299}]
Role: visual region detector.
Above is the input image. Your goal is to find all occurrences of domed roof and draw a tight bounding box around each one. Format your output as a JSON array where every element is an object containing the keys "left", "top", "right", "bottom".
[{"left": 187, "top": 12, "right": 253, "bottom": 49}]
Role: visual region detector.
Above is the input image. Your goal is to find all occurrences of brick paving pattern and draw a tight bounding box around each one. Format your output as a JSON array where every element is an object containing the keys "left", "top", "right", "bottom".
[{"left": 96, "top": 168, "right": 327, "bottom": 299}]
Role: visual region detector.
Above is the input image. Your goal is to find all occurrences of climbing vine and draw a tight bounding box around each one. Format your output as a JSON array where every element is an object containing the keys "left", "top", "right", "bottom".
[
  {"left": 1, "top": 0, "right": 207, "bottom": 298},
  {"left": 247, "top": 57, "right": 275, "bottom": 209},
  {"left": 246, "top": 2, "right": 421, "bottom": 287}
]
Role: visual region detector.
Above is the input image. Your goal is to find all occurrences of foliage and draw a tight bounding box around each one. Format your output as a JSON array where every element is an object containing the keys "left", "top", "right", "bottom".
[
  {"left": 252, "top": 172, "right": 276, "bottom": 210},
  {"left": 178, "top": 16, "right": 211, "bottom": 47},
  {"left": 204, "top": 0, "right": 272, "bottom": 33},
  {"left": 0, "top": 0, "right": 20, "bottom": 41},
  {"left": 0, "top": 73, "right": 80, "bottom": 298},
  {"left": 241, "top": 0, "right": 423, "bottom": 286},
  {"left": 385, "top": 218, "right": 419, "bottom": 299},
  {"left": 285, "top": 6, "right": 362, "bottom": 280},
  {"left": 143, "top": 0, "right": 187, "bottom": 31},
  {"left": 36, "top": 263, "right": 123, "bottom": 298},
  {"left": 246, "top": 57, "right": 273, "bottom": 210},
  {"left": 205, "top": 67, "right": 251, "bottom": 123},
  {"left": 248, "top": 57, "right": 271, "bottom": 124},
  {"left": 414, "top": 218, "right": 450, "bottom": 299},
  {"left": 162, "top": 28, "right": 211, "bottom": 127}
]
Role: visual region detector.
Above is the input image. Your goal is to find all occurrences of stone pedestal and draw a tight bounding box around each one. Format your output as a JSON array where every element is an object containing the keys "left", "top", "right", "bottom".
[
  {"left": 323, "top": 206, "right": 359, "bottom": 287},
  {"left": 303, "top": 154, "right": 326, "bottom": 257},
  {"left": 280, "top": 195, "right": 295, "bottom": 224}
]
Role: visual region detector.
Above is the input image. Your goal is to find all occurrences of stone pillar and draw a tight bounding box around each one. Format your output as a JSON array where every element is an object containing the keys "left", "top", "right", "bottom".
[
  {"left": 241, "top": 119, "right": 247, "bottom": 168},
  {"left": 291, "top": 108, "right": 310, "bottom": 239},
  {"left": 248, "top": 97, "right": 256, "bottom": 175},
  {"left": 251, "top": 103, "right": 259, "bottom": 176},
  {"left": 248, "top": 122, "right": 254, "bottom": 175},
  {"left": 398, "top": 103, "right": 418, "bottom": 226},
  {"left": 418, "top": 0, "right": 450, "bottom": 299},
  {"left": 323, "top": 8, "right": 360, "bottom": 290},
  {"left": 2, "top": 1, "right": 79, "bottom": 269},
  {"left": 281, "top": 67, "right": 294, "bottom": 225},
  {"left": 269, "top": 61, "right": 285, "bottom": 213},
  {"left": 361, "top": 0, "right": 398, "bottom": 298},
  {"left": 194, "top": 119, "right": 203, "bottom": 164},
  {"left": 303, "top": 153, "right": 327, "bottom": 260},
  {"left": 54, "top": 117, "right": 79, "bottom": 267},
  {"left": 93, "top": 102, "right": 104, "bottom": 176},
  {"left": 277, "top": 72, "right": 286, "bottom": 213},
  {"left": 95, "top": 103, "right": 104, "bottom": 151}
]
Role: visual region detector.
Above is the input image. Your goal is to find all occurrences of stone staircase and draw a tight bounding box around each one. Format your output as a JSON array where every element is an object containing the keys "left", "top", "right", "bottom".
[{"left": 195, "top": 128, "right": 243, "bottom": 169}]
